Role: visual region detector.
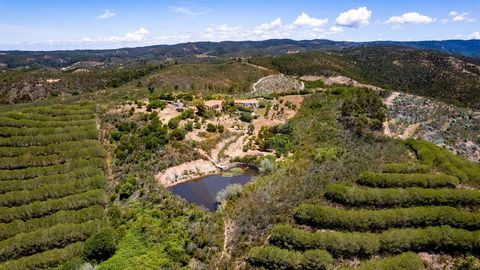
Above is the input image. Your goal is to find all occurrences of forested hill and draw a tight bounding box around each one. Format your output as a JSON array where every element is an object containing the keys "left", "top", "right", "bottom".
[
  {"left": 1, "top": 39, "right": 479, "bottom": 69},
  {"left": 249, "top": 46, "right": 480, "bottom": 109}
]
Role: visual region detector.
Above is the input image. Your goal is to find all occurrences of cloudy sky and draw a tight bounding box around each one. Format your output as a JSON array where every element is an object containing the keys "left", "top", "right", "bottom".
[{"left": 0, "top": 0, "right": 479, "bottom": 50}]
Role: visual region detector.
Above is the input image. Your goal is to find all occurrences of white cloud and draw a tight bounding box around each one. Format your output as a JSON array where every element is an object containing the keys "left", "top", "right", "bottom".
[
  {"left": 335, "top": 6, "right": 372, "bottom": 28},
  {"left": 293, "top": 12, "right": 328, "bottom": 27},
  {"left": 169, "top": 6, "right": 210, "bottom": 17},
  {"left": 326, "top": 26, "right": 344, "bottom": 34},
  {"left": 92, "top": 27, "right": 150, "bottom": 42},
  {"left": 385, "top": 12, "right": 435, "bottom": 25},
  {"left": 449, "top": 11, "right": 475, "bottom": 22},
  {"left": 97, "top": 9, "right": 116, "bottom": 19},
  {"left": 468, "top": 31, "right": 480, "bottom": 39},
  {"left": 253, "top": 18, "right": 283, "bottom": 35}
]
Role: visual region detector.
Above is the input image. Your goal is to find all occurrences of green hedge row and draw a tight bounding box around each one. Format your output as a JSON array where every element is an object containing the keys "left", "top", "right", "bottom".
[
  {"left": 0, "top": 189, "right": 105, "bottom": 223},
  {"left": 0, "top": 140, "right": 100, "bottom": 157},
  {"left": 294, "top": 204, "right": 480, "bottom": 231},
  {"left": 0, "top": 167, "right": 103, "bottom": 194},
  {"left": 0, "top": 118, "right": 95, "bottom": 128},
  {"left": 339, "top": 252, "right": 424, "bottom": 270},
  {"left": 248, "top": 246, "right": 333, "bottom": 270},
  {"left": 0, "top": 112, "right": 93, "bottom": 122},
  {"left": 0, "top": 158, "right": 105, "bottom": 181},
  {"left": 0, "top": 125, "right": 97, "bottom": 138},
  {"left": 270, "top": 224, "right": 480, "bottom": 257},
  {"left": 0, "top": 205, "right": 104, "bottom": 241},
  {"left": 407, "top": 139, "right": 480, "bottom": 185},
  {"left": 358, "top": 171, "right": 459, "bottom": 188},
  {"left": 0, "top": 175, "right": 106, "bottom": 207},
  {"left": 0, "top": 145, "right": 105, "bottom": 170},
  {"left": 325, "top": 184, "right": 480, "bottom": 207},
  {"left": 0, "top": 219, "right": 104, "bottom": 261},
  {"left": 0, "top": 129, "right": 98, "bottom": 147},
  {"left": 382, "top": 163, "right": 430, "bottom": 174},
  {"left": 20, "top": 104, "right": 95, "bottom": 115},
  {"left": 0, "top": 241, "right": 84, "bottom": 270}
]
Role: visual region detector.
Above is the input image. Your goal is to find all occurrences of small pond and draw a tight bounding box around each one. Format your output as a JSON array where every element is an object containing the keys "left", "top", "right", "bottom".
[{"left": 170, "top": 167, "right": 257, "bottom": 211}]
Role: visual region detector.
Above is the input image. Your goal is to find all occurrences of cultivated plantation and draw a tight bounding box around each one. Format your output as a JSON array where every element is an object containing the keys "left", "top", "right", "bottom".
[{"left": 0, "top": 103, "right": 108, "bottom": 269}]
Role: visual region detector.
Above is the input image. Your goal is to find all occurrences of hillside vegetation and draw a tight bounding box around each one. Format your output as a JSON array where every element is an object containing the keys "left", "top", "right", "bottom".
[{"left": 249, "top": 47, "right": 480, "bottom": 109}]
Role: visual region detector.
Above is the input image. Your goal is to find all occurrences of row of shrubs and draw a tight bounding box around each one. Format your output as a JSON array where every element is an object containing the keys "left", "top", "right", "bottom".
[
  {"left": 0, "top": 158, "right": 105, "bottom": 181},
  {"left": 0, "top": 146, "right": 105, "bottom": 169},
  {"left": 20, "top": 104, "right": 95, "bottom": 116},
  {"left": 0, "top": 205, "right": 104, "bottom": 241},
  {"left": 358, "top": 171, "right": 459, "bottom": 188},
  {"left": 0, "top": 129, "right": 98, "bottom": 147},
  {"left": 0, "top": 112, "right": 94, "bottom": 122},
  {"left": 325, "top": 184, "right": 480, "bottom": 207},
  {"left": 382, "top": 163, "right": 430, "bottom": 174},
  {"left": 406, "top": 139, "right": 480, "bottom": 185},
  {"left": 0, "top": 167, "right": 103, "bottom": 193},
  {"left": 338, "top": 252, "right": 424, "bottom": 270},
  {"left": 0, "top": 140, "right": 100, "bottom": 157},
  {"left": 0, "top": 117, "right": 95, "bottom": 128},
  {"left": 0, "top": 189, "right": 106, "bottom": 223},
  {"left": 294, "top": 204, "right": 480, "bottom": 231},
  {"left": 0, "top": 219, "right": 104, "bottom": 261},
  {"left": 0, "top": 175, "right": 106, "bottom": 207},
  {"left": 0, "top": 241, "right": 84, "bottom": 270},
  {"left": 248, "top": 246, "right": 332, "bottom": 270},
  {"left": 270, "top": 224, "right": 480, "bottom": 257},
  {"left": 0, "top": 125, "right": 97, "bottom": 138}
]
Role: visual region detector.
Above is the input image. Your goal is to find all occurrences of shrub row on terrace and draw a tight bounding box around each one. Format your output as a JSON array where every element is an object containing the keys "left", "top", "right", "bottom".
[
  {"left": 0, "top": 175, "right": 106, "bottom": 207},
  {"left": 20, "top": 104, "right": 95, "bottom": 116},
  {"left": 406, "top": 139, "right": 480, "bottom": 185},
  {"left": 0, "top": 219, "right": 104, "bottom": 261},
  {"left": 0, "top": 189, "right": 105, "bottom": 223},
  {"left": 0, "top": 140, "right": 100, "bottom": 157},
  {"left": 338, "top": 252, "right": 424, "bottom": 270},
  {"left": 248, "top": 246, "right": 332, "bottom": 270},
  {"left": 358, "top": 171, "right": 459, "bottom": 188},
  {"left": 382, "top": 163, "right": 430, "bottom": 174},
  {"left": 325, "top": 184, "right": 480, "bottom": 207},
  {"left": 0, "top": 129, "right": 98, "bottom": 147},
  {"left": 0, "top": 205, "right": 104, "bottom": 240},
  {"left": 0, "top": 158, "right": 105, "bottom": 181},
  {"left": 0, "top": 112, "right": 94, "bottom": 122},
  {"left": 270, "top": 224, "right": 480, "bottom": 257},
  {"left": 0, "top": 167, "right": 103, "bottom": 193},
  {"left": 0, "top": 146, "right": 105, "bottom": 169},
  {"left": 0, "top": 125, "right": 97, "bottom": 138},
  {"left": 294, "top": 204, "right": 480, "bottom": 231},
  {"left": 0, "top": 241, "right": 84, "bottom": 270},
  {"left": 0, "top": 117, "right": 95, "bottom": 128}
]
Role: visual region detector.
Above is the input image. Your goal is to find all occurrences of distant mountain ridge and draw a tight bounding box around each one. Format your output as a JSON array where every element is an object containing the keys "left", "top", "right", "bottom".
[{"left": 1, "top": 39, "right": 479, "bottom": 69}]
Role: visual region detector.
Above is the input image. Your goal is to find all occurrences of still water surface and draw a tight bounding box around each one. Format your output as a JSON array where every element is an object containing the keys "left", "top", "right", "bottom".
[{"left": 170, "top": 168, "right": 257, "bottom": 210}]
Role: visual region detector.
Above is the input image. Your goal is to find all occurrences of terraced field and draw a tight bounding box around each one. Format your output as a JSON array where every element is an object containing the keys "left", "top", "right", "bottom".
[
  {"left": 0, "top": 103, "right": 107, "bottom": 270},
  {"left": 248, "top": 139, "right": 480, "bottom": 269}
]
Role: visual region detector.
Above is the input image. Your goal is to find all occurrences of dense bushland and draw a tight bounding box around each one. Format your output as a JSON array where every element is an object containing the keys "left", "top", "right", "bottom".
[
  {"left": 270, "top": 224, "right": 480, "bottom": 257},
  {"left": 0, "top": 140, "right": 100, "bottom": 157},
  {"left": 248, "top": 246, "right": 332, "bottom": 270},
  {"left": 358, "top": 171, "right": 459, "bottom": 188},
  {"left": 0, "top": 125, "right": 97, "bottom": 137},
  {"left": 325, "top": 184, "right": 480, "bottom": 207},
  {"left": 0, "top": 129, "right": 98, "bottom": 147},
  {"left": 0, "top": 117, "right": 95, "bottom": 128},
  {"left": 294, "top": 205, "right": 480, "bottom": 231}
]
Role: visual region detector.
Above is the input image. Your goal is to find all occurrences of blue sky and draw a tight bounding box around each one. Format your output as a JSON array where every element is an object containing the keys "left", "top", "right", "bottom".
[{"left": 0, "top": 0, "right": 479, "bottom": 50}]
